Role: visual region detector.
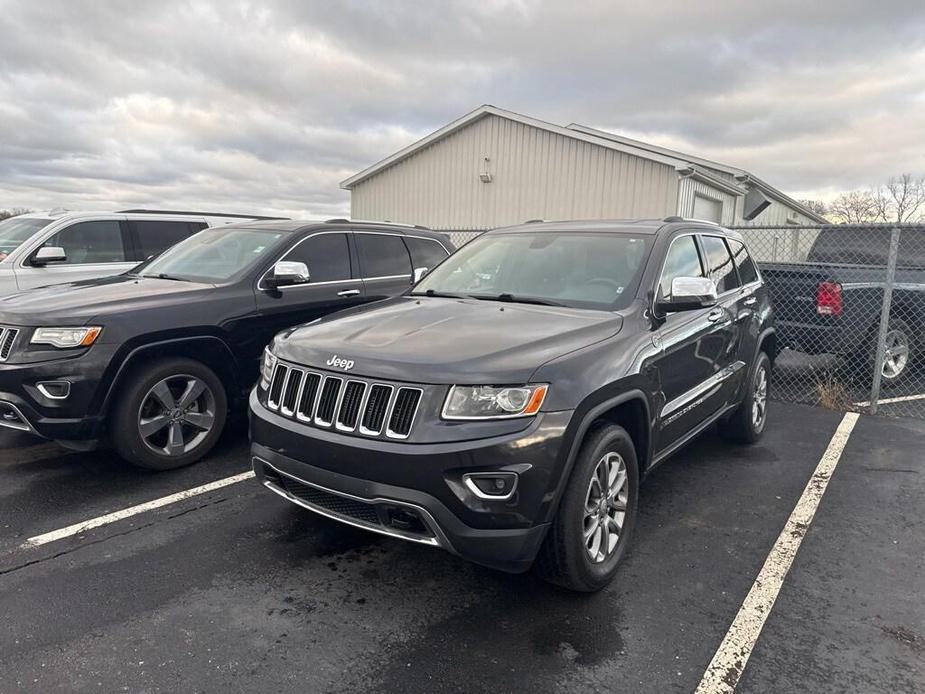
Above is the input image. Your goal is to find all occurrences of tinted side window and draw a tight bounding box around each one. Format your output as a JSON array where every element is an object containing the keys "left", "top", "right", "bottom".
[
  {"left": 728, "top": 239, "right": 759, "bottom": 285},
  {"left": 283, "top": 233, "right": 352, "bottom": 282},
  {"left": 404, "top": 236, "right": 448, "bottom": 270},
  {"left": 44, "top": 221, "right": 126, "bottom": 264},
  {"left": 700, "top": 235, "right": 740, "bottom": 293},
  {"left": 134, "top": 221, "right": 202, "bottom": 260},
  {"left": 356, "top": 233, "right": 412, "bottom": 278},
  {"left": 659, "top": 235, "right": 704, "bottom": 299}
]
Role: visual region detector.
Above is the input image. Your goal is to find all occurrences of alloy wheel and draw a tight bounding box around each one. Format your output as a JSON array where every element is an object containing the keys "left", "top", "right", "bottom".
[
  {"left": 752, "top": 363, "right": 768, "bottom": 429},
  {"left": 138, "top": 374, "right": 216, "bottom": 457},
  {"left": 583, "top": 451, "right": 629, "bottom": 563},
  {"left": 881, "top": 329, "right": 910, "bottom": 381}
]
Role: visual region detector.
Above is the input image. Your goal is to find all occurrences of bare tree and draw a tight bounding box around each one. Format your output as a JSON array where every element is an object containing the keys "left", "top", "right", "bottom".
[
  {"left": 798, "top": 199, "right": 829, "bottom": 219},
  {"left": 828, "top": 191, "right": 879, "bottom": 224},
  {"left": 0, "top": 208, "right": 32, "bottom": 220},
  {"left": 871, "top": 173, "right": 925, "bottom": 223}
]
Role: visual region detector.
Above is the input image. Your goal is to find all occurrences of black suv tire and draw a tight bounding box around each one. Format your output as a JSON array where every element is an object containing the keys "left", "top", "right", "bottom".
[
  {"left": 111, "top": 357, "right": 228, "bottom": 470},
  {"left": 718, "top": 350, "right": 771, "bottom": 444},
  {"left": 537, "top": 423, "right": 639, "bottom": 592}
]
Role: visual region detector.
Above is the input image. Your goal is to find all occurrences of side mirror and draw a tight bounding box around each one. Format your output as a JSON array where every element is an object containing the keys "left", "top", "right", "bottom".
[
  {"left": 412, "top": 266, "right": 429, "bottom": 283},
  {"left": 265, "top": 261, "right": 309, "bottom": 289},
  {"left": 32, "top": 246, "right": 67, "bottom": 266},
  {"left": 656, "top": 276, "right": 718, "bottom": 313}
]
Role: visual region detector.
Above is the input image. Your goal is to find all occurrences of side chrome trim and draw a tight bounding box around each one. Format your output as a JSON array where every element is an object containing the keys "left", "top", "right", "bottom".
[
  {"left": 256, "top": 458, "right": 449, "bottom": 549},
  {"left": 661, "top": 360, "right": 746, "bottom": 418}
]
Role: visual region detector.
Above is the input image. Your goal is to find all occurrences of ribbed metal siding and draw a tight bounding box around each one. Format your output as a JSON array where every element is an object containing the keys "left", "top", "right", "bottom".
[
  {"left": 677, "top": 177, "right": 737, "bottom": 226},
  {"left": 350, "top": 114, "right": 680, "bottom": 230}
]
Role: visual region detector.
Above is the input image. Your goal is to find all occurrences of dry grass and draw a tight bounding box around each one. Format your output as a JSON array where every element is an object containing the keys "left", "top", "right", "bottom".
[{"left": 816, "top": 371, "right": 854, "bottom": 410}]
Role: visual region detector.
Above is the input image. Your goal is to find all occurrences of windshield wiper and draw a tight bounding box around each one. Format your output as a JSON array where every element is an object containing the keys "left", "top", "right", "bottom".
[
  {"left": 410, "top": 289, "right": 472, "bottom": 299},
  {"left": 472, "top": 293, "right": 566, "bottom": 307},
  {"left": 146, "top": 272, "right": 193, "bottom": 282}
]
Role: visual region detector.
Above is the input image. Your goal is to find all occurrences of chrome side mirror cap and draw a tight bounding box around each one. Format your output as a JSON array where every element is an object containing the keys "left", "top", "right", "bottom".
[
  {"left": 412, "top": 266, "right": 429, "bottom": 283},
  {"left": 656, "top": 276, "right": 718, "bottom": 313},
  {"left": 265, "top": 260, "right": 310, "bottom": 289}
]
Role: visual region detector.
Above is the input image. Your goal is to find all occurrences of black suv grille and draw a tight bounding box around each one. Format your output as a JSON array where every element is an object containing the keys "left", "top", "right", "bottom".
[
  {"left": 265, "top": 361, "right": 424, "bottom": 440},
  {"left": 278, "top": 475, "right": 382, "bottom": 525}
]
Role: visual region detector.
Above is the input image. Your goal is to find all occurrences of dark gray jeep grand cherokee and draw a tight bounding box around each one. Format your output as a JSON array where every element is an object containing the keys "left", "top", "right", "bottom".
[{"left": 250, "top": 218, "right": 776, "bottom": 591}]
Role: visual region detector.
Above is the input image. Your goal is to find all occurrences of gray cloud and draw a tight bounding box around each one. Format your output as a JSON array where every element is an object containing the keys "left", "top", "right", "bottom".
[{"left": 1, "top": 0, "right": 924, "bottom": 215}]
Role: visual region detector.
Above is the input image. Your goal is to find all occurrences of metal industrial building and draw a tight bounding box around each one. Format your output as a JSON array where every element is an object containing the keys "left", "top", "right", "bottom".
[{"left": 342, "top": 105, "right": 826, "bottom": 245}]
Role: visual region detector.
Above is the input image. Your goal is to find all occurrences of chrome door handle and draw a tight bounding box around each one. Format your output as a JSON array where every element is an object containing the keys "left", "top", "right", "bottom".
[
  {"left": 743, "top": 297, "right": 757, "bottom": 306},
  {"left": 337, "top": 289, "right": 361, "bottom": 297},
  {"left": 707, "top": 308, "right": 724, "bottom": 322}
]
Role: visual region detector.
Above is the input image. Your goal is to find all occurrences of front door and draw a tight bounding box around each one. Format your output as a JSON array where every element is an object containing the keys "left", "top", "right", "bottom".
[
  {"left": 651, "top": 234, "right": 739, "bottom": 453},
  {"left": 16, "top": 218, "right": 135, "bottom": 290},
  {"left": 252, "top": 231, "right": 367, "bottom": 375}
]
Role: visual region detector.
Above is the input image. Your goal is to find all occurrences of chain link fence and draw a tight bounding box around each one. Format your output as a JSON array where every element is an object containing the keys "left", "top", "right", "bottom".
[{"left": 734, "top": 224, "right": 925, "bottom": 421}]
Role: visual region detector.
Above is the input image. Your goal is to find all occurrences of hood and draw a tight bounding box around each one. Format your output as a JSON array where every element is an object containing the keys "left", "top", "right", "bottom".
[
  {"left": 275, "top": 296, "right": 623, "bottom": 384},
  {"left": 0, "top": 275, "right": 214, "bottom": 326}
]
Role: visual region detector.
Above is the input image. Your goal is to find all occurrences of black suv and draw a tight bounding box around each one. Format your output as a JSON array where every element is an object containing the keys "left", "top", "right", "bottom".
[
  {"left": 0, "top": 219, "right": 452, "bottom": 469},
  {"left": 250, "top": 219, "right": 775, "bottom": 591}
]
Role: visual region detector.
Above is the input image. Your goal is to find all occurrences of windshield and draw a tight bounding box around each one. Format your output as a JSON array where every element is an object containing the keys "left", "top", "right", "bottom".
[
  {"left": 138, "top": 227, "right": 285, "bottom": 282},
  {"left": 412, "top": 231, "right": 652, "bottom": 310},
  {"left": 0, "top": 217, "right": 51, "bottom": 260}
]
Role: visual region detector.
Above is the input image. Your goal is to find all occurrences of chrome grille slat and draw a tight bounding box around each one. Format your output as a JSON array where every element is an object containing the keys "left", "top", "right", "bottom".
[
  {"left": 264, "top": 360, "right": 424, "bottom": 440},
  {"left": 0, "top": 327, "right": 18, "bottom": 362}
]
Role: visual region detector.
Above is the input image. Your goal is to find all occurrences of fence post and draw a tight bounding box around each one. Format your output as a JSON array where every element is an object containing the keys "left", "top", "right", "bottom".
[{"left": 868, "top": 226, "right": 901, "bottom": 414}]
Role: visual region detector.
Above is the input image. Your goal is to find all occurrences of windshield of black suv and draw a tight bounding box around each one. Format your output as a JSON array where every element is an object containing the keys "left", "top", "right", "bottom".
[
  {"left": 412, "top": 231, "right": 652, "bottom": 310},
  {"left": 0, "top": 216, "right": 51, "bottom": 260},
  {"left": 136, "top": 227, "right": 285, "bottom": 283}
]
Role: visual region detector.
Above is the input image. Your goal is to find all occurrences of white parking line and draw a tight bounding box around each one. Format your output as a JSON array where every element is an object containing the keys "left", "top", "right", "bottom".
[
  {"left": 854, "top": 392, "right": 925, "bottom": 408},
  {"left": 20, "top": 471, "right": 256, "bottom": 549},
  {"left": 695, "top": 412, "right": 860, "bottom": 694}
]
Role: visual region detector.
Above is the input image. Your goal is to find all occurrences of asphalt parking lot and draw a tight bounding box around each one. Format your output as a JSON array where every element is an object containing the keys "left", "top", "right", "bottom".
[{"left": 0, "top": 404, "right": 922, "bottom": 693}]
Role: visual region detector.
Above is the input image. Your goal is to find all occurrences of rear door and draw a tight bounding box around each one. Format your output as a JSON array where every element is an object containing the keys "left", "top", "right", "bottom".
[
  {"left": 698, "top": 233, "right": 747, "bottom": 408},
  {"left": 252, "top": 231, "right": 367, "bottom": 369},
  {"left": 16, "top": 216, "right": 134, "bottom": 290},
  {"left": 651, "top": 233, "right": 738, "bottom": 453},
  {"left": 354, "top": 231, "right": 413, "bottom": 300}
]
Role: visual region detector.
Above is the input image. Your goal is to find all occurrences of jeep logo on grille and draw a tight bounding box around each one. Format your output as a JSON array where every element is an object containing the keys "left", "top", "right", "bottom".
[{"left": 326, "top": 355, "right": 355, "bottom": 371}]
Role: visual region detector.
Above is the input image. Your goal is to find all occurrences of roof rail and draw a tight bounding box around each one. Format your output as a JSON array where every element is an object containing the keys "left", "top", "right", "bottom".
[
  {"left": 662, "top": 215, "right": 720, "bottom": 226},
  {"left": 118, "top": 209, "right": 289, "bottom": 220},
  {"left": 324, "top": 217, "right": 424, "bottom": 229},
  {"left": 523, "top": 218, "right": 546, "bottom": 224}
]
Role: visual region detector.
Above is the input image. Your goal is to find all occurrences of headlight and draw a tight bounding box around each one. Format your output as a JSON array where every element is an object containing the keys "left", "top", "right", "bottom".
[
  {"left": 31, "top": 326, "right": 102, "bottom": 349},
  {"left": 260, "top": 347, "right": 278, "bottom": 390},
  {"left": 442, "top": 384, "right": 548, "bottom": 420}
]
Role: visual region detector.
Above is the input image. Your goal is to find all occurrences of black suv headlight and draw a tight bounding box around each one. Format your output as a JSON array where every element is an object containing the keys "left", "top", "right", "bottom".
[
  {"left": 441, "top": 384, "right": 548, "bottom": 420},
  {"left": 31, "top": 326, "right": 102, "bottom": 349}
]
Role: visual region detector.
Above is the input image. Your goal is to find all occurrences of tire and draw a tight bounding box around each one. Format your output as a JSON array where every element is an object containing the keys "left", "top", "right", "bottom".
[
  {"left": 536, "top": 423, "right": 639, "bottom": 592},
  {"left": 855, "top": 317, "right": 914, "bottom": 389},
  {"left": 111, "top": 357, "right": 228, "bottom": 470},
  {"left": 718, "top": 350, "right": 770, "bottom": 445}
]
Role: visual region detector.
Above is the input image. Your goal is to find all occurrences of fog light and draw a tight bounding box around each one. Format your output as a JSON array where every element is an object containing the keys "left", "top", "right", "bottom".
[
  {"left": 37, "top": 381, "right": 71, "bottom": 399},
  {"left": 463, "top": 472, "right": 518, "bottom": 500}
]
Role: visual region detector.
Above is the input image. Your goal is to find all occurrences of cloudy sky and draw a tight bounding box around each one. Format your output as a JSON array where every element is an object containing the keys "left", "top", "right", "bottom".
[{"left": 2, "top": 0, "right": 924, "bottom": 217}]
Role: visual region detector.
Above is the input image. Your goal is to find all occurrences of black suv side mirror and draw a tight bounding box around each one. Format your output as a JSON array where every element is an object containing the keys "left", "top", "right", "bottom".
[
  {"left": 265, "top": 261, "right": 310, "bottom": 289},
  {"left": 655, "top": 276, "right": 718, "bottom": 314}
]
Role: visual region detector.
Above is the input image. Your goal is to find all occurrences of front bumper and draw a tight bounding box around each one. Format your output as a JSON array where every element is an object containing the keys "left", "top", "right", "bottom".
[
  {"left": 0, "top": 347, "right": 113, "bottom": 440},
  {"left": 249, "top": 389, "right": 573, "bottom": 573}
]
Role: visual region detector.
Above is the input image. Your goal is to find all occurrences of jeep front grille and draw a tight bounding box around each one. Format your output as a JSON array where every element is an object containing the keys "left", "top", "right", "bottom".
[
  {"left": 0, "top": 327, "right": 19, "bottom": 361},
  {"left": 264, "top": 361, "right": 423, "bottom": 440}
]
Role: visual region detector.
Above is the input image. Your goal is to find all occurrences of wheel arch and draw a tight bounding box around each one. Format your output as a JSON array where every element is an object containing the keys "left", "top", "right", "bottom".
[
  {"left": 96, "top": 336, "right": 241, "bottom": 416},
  {"left": 541, "top": 389, "right": 652, "bottom": 525}
]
